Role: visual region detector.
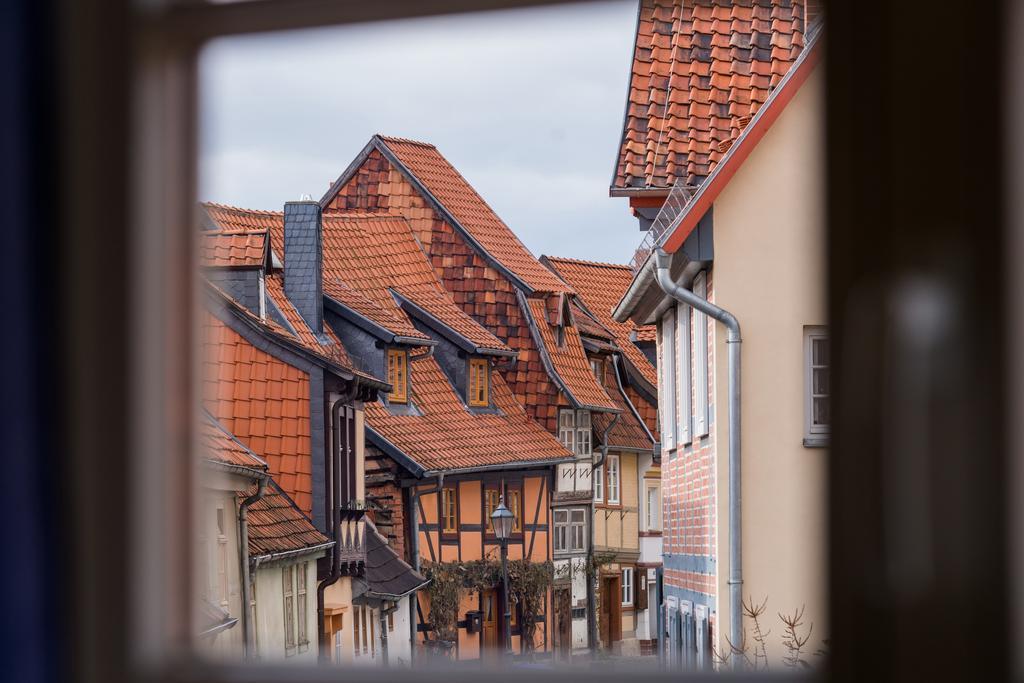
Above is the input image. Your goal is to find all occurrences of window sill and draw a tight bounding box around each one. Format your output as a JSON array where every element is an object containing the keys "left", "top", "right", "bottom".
[{"left": 802, "top": 436, "right": 829, "bottom": 449}]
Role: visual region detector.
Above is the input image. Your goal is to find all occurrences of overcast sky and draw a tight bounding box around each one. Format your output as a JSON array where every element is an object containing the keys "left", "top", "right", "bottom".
[{"left": 199, "top": 1, "right": 642, "bottom": 265}]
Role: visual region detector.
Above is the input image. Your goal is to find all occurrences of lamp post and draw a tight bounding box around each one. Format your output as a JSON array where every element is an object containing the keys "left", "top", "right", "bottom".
[{"left": 490, "top": 495, "right": 515, "bottom": 656}]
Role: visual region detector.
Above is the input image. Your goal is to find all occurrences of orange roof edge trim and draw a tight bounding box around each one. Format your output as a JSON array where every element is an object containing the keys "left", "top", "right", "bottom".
[{"left": 661, "top": 30, "right": 823, "bottom": 255}]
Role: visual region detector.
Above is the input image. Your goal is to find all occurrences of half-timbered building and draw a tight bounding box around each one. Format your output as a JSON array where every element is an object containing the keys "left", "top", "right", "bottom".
[{"left": 286, "top": 203, "right": 571, "bottom": 659}]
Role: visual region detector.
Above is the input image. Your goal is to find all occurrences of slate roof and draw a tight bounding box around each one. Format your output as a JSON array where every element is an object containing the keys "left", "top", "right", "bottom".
[
  {"left": 356, "top": 519, "right": 428, "bottom": 600},
  {"left": 199, "top": 229, "right": 268, "bottom": 269},
  {"left": 244, "top": 478, "right": 331, "bottom": 558},
  {"left": 521, "top": 297, "right": 618, "bottom": 412},
  {"left": 368, "top": 136, "right": 572, "bottom": 295},
  {"left": 365, "top": 354, "right": 570, "bottom": 473},
  {"left": 612, "top": 0, "right": 808, "bottom": 191},
  {"left": 542, "top": 256, "right": 658, "bottom": 389}
]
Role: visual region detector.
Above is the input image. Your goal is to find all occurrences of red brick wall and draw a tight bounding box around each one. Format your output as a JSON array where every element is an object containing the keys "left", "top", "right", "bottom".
[
  {"left": 325, "top": 151, "right": 564, "bottom": 432},
  {"left": 660, "top": 269, "right": 717, "bottom": 601}
]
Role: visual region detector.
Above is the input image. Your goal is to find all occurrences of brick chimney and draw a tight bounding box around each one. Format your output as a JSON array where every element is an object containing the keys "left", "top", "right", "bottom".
[{"left": 283, "top": 200, "right": 323, "bottom": 334}]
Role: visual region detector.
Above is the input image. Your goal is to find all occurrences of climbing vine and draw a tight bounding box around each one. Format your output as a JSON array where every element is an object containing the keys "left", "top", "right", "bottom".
[{"left": 423, "top": 558, "right": 554, "bottom": 654}]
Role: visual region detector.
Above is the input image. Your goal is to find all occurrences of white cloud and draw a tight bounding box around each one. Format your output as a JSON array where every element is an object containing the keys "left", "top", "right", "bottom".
[{"left": 199, "top": 0, "right": 643, "bottom": 263}]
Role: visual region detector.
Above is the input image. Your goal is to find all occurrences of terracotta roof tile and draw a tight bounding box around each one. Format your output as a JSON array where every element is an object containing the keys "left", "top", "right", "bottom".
[
  {"left": 593, "top": 389, "right": 654, "bottom": 451},
  {"left": 376, "top": 137, "right": 571, "bottom": 294},
  {"left": 366, "top": 355, "right": 570, "bottom": 472},
  {"left": 202, "top": 412, "right": 268, "bottom": 472},
  {"left": 203, "top": 312, "right": 315, "bottom": 514},
  {"left": 316, "top": 213, "right": 508, "bottom": 352},
  {"left": 612, "top": 0, "right": 807, "bottom": 190},
  {"left": 523, "top": 297, "right": 617, "bottom": 411},
  {"left": 542, "top": 256, "right": 658, "bottom": 388},
  {"left": 243, "top": 478, "right": 330, "bottom": 557},
  {"left": 199, "top": 229, "right": 267, "bottom": 268}
]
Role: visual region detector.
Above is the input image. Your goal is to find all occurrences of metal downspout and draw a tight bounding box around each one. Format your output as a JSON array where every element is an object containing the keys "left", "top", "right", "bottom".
[
  {"left": 409, "top": 472, "right": 443, "bottom": 660},
  {"left": 317, "top": 388, "right": 355, "bottom": 662},
  {"left": 654, "top": 249, "right": 743, "bottom": 668},
  {"left": 588, "top": 412, "right": 619, "bottom": 653},
  {"left": 239, "top": 474, "right": 267, "bottom": 658}
]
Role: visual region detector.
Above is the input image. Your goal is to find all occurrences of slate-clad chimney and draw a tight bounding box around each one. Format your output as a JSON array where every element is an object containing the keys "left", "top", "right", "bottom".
[{"left": 283, "top": 200, "right": 323, "bottom": 334}]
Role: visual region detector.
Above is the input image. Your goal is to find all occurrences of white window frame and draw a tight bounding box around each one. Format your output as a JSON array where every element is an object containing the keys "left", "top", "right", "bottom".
[
  {"left": 553, "top": 509, "right": 569, "bottom": 552},
  {"left": 660, "top": 308, "right": 677, "bottom": 451},
  {"left": 677, "top": 301, "right": 692, "bottom": 445},
  {"left": 215, "top": 506, "right": 228, "bottom": 608},
  {"left": 570, "top": 508, "right": 587, "bottom": 551},
  {"left": 646, "top": 484, "right": 661, "bottom": 531},
  {"left": 593, "top": 464, "right": 604, "bottom": 502},
  {"left": 576, "top": 410, "right": 592, "bottom": 457},
  {"left": 804, "top": 327, "right": 830, "bottom": 439},
  {"left": 607, "top": 455, "right": 620, "bottom": 505},
  {"left": 693, "top": 272, "right": 709, "bottom": 437},
  {"left": 558, "top": 409, "right": 575, "bottom": 453},
  {"left": 621, "top": 567, "right": 634, "bottom": 606},
  {"left": 553, "top": 508, "right": 587, "bottom": 553}
]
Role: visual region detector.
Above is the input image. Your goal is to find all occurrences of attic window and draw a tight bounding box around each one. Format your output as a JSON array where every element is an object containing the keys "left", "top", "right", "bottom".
[
  {"left": 468, "top": 357, "right": 489, "bottom": 407},
  {"left": 387, "top": 349, "right": 408, "bottom": 404}
]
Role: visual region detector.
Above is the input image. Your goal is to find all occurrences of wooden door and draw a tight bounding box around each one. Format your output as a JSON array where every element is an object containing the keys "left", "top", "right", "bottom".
[
  {"left": 481, "top": 590, "right": 500, "bottom": 655},
  {"left": 600, "top": 576, "right": 622, "bottom": 648},
  {"left": 554, "top": 587, "right": 572, "bottom": 657}
]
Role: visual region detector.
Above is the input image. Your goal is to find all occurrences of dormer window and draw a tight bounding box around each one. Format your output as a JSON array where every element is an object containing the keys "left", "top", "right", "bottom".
[
  {"left": 590, "top": 358, "right": 603, "bottom": 383},
  {"left": 387, "top": 349, "right": 408, "bottom": 404},
  {"left": 558, "top": 409, "right": 592, "bottom": 457},
  {"left": 468, "top": 357, "right": 489, "bottom": 407}
]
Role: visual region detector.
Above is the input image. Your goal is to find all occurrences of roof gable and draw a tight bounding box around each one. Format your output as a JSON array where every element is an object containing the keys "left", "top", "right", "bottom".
[{"left": 322, "top": 136, "right": 571, "bottom": 295}]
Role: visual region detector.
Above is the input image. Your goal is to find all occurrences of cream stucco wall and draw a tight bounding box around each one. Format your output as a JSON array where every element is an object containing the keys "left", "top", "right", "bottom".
[
  {"left": 252, "top": 559, "right": 320, "bottom": 663},
  {"left": 710, "top": 64, "right": 828, "bottom": 662}
]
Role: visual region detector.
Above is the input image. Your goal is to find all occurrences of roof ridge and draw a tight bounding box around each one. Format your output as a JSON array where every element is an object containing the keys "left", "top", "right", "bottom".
[
  {"left": 544, "top": 255, "right": 631, "bottom": 270},
  {"left": 375, "top": 134, "right": 437, "bottom": 149},
  {"left": 203, "top": 201, "right": 283, "bottom": 216}
]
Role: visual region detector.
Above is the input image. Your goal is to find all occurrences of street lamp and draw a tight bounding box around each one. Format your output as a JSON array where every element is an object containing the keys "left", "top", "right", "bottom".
[{"left": 490, "top": 495, "right": 515, "bottom": 655}]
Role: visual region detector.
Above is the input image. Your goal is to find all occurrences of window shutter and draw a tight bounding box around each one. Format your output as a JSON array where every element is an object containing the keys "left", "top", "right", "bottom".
[
  {"left": 660, "top": 309, "right": 676, "bottom": 451},
  {"left": 636, "top": 568, "right": 648, "bottom": 610},
  {"left": 677, "top": 301, "right": 692, "bottom": 444},
  {"left": 693, "top": 273, "right": 709, "bottom": 437}
]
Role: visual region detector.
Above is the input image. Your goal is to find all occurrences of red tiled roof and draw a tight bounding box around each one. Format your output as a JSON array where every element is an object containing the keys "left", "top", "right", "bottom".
[
  {"left": 202, "top": 413, "right": 269, "bottom": 472},
  {"left": 315, "top": 213, "right": 509, "bottom": 351},
  {"left": 366, "top": 355, "right": 570, "bottom": 472},
  {"left": 203, "top": 202, "right": 282, "bottom": 233},
  {"left": 199, "top": 229, "right": 267, "bottom": 269},
  {"left": 244, "top": 479, "right": 330, "bottom": 557},
  {"left": 612, "top": 0, "right": 807, "bottom": 191},
  {"left": 523, "top": 297, "right": 617, "bottom": 411},
  {"left": 543, "top": 256, "right": 658, "bottom": 388},
  {"left": 203, "top": 312, "right": 315, "bottom": 515},
  {"left": 376, "top": 137, "right": 572, "bottom": 294},
  {"left": 594, "top": 390, "right": 654, "bottom": 451},
  {"left": 634, "top": 327, "right": 657, "bottom": 343}
]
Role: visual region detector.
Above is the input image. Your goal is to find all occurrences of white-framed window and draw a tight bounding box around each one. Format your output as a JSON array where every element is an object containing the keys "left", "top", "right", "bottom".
[
  {"left": 676, "top": 301, "right": 692, "bottom": 445},
  {"left": 804, "top": 327, "right": 830, "bottom": 439},
  {"left": 570, "top": 509, "right": 586, "bottom": 551},
  {"left": 576, "top": 410, "right": 592, "bottom": 457},
  {"left": 559, "top": 409, "right": 575, "bottom": 453},
  {"left": 590, "top": 357, "right": 602, "bottom": 382},
  {"left": 559, "top": 409, "right": 592, "bottom": 457},
  {"left": 594, "top": 464, "right": 604, "bottom": 502},
  {"left": 693, "top": 272, "right": 709, "bottom": 437},
  {"left": 607, "top": 455, "right": 620, "bottom": 505},
  {"left": 660, "top": 308, "right": 677, "bottom": 451},
  {"left": 283, "top": 565, "right": 296, "bottom": 655},
  {"left": 553, "top": 508, "right": 587, "bottom": 553},
  {"left": 646, "top": 484, "right": 661, "bottom": 531},
  {"left": 621, "top": 567, "right": 634, "bottom": 606}
]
